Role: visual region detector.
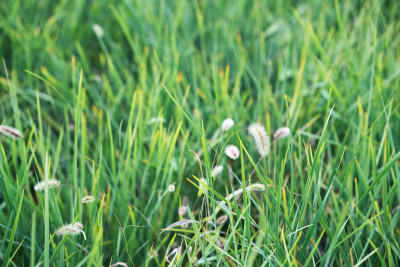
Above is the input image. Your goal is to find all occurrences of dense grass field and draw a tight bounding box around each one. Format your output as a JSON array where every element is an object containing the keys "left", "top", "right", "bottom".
[{"left": 1, "top": 0, "right": 400, "bottom": 266}]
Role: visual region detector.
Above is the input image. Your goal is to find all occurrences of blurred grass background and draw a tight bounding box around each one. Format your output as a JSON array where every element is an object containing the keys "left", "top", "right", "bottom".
[{"left": 0, "top": 0, "right": 400, "bottom": 266}]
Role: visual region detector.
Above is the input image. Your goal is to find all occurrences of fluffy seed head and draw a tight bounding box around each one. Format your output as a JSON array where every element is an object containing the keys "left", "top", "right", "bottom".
[
  {"left": 147, "top": 117, "right": 166, "bottom": 125},
  {"left": 211, "top": 165, "right": 223, "bottom": 177},
  {"left": 178, "top": 206, "right": 187, "bottom": 216},
  {"left": 221, "top": 118, "right": 234, "bottom": 131},
  {"left": 0, "top": 125, "right": 23, "bottom": 139},
  {"left": 168, "top": 184, "right": 176, "bottom": 192},
  {"left": 54, "top": 224, "right": 86, "bottom": 240},
  {"left": 247, "top": 183, "right": 266, "bottom": 192},
  {"left": 55, "top": 225, "right": 80, "bottom": 235},
  {"left": 217, "top": 238, "right": 225, "bottom": 250},
  {"left": 110, "top": 262, "right": 128, "bottom": 267},
  {"left": 34, "top": 179, "right": 61, "bottom": 192},
  {"left": 92, "top": 24, "right": 104, "bottom": 38},
  {"left": 248, "top": 123, "right": 270, "bottom": 157},
  {"left": 274, "top": 127, "right": 290, "bottom": 140},
  {"left": 198, "top": 178, "right": 208, "bottom": 197},
  {"left": 72, "top": 222, "right": 84, "bottom": 229},
  {"left": 81, "top": 195, "right": 95, "bottom": 203},
  {"left": 225, "top": 145, "right": 240, "bottom": 160},
  {"left": 216, "top": 215, "right": 228, "bottom": 225}
]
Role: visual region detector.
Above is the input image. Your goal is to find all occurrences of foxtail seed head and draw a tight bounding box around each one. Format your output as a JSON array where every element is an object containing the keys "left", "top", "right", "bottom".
[
  {"left": 216, "top": 215, "right": 228, "bottom": 225},
  {"left": 198, "top": 178, "right": 208, "bottom": 197},
  {"left": 54, "top": 224, "right": 86, "bottom": 240},
  {"left": 81, "top": 195, "right": 95, "bottom": 204},
  {"left": 274, "top": 127, "right": 290, "bottom": 140},
  {"left": 34, "top": 179, "right": 61, "bottom": 192},
  {"left": 247, "top": 183, "right": 266, "bottom": 192},
  {"left": 0, "top": 125, "right": 23, "bottom": 139},
  {"left": 211, "top": 165, "right": 223, "bottom": 177},
  {"left": 225, "top": 145, "right": 240, "bottom": 160},
  {"left": 110, "top": 262, "right": 128, "bottom": 267},
  {"left": 147, "top": 117, "right": 166, "bottom": 125},
  {"left": 178, "top": 206, "right": 187, "bottom": 216},
  {"left": 92, "top": 24, "right": 104, "bottom": 38},
  {"left": 221, "top": 118, "right": 234, "bottom": 131},
  {"left": 72, "top": 222, "right": 84, "bottom": 229},
  {"left": 248, "top": 123, "right": 270, "bottom": 157}
]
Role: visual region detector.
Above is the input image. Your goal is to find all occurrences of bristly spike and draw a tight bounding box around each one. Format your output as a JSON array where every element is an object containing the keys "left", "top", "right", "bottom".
[
  {"left": 216, "top": 215, "right": 228, "bottom": 225},
  {"left": 72, "top": 222, "right": 84, "bottom": 229},
  {"left": 92, "top": 24, "right": 104, "bottom": 38},
  {"left": 211, "top": 165, "right": 223, "bottom": 177},
  {"left": 225, "top": 145, "right": 240, "bottom": 160},
  {"left": 0, "top": 125, "right": 23, "bottom": 139},
  {"left": 247, "top": 183, "right": 266, "bottom": 192},
  {"left": 34, "top": 179, "right": 61, "bottom": 192},
  {"left": 198, "top": 178, "right": 208, "bottom": 197},
  {"left": 178, "top": 206, "right": 187, "bottom": 216},
  {"left": 274, "top": 127, "right": 290, "bottom": 140},
  {"left": 81, "top": 195, "right": 95, "bottom": 203},
  {"left": 248, "top": 123, "right": 270, "bottom": 157},
  {"left": 221, "top": 118, "right": 234, "bottom": 131},
  {"left": 54, "top": 224, "right": 86, "bottom": 240}
]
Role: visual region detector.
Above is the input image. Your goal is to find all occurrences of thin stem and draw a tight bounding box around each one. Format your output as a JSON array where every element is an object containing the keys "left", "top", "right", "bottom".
[
  {"left": 248, "top": 139, "right": 276, "bottom": 182},
  {"left": 44, "top": 152, "right": 49, "bottom": 267},
  {"left": 211, "top": 129, "right": 224, "bottom": 169},
  {"left": 249, "top": 157, "right": 263, "bottom": 183}
]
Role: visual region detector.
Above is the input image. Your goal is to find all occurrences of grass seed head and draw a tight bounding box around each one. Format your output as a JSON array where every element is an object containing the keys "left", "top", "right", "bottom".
[
  {"left": 110, "top": 262, "right": 128, "bottom": 267},
  {"left": 217, "top": 238, "right": 225, "bottom": 250},
  {"left": 225, "top": 145, "right": 240, "bottom": 160},
  {"left": 72, "top": 222, "right": 84, "bottom": 229},
  {"left": 211, "top": 165, "right": 223, "bottom": 177},
  {"left": 0, "top": 125, "right": 23, "bottom": 139},
  {"left": 55, "top": 225, "right": 80, "bottom": 236},
  {"left": 168, "top": 184, "right": 176, "bottom": 192},
  {"left": 54, "top": 224, "right": 86, "bottom": 240},
  {"left": 92, "top": 24, "right": 104, "bottom": 38},
  {"left": 198, "top": 178, "right": 208, "bottom": 197},
  {"left": 178, "top": 206, "right": 187, "bottom": 216},
  {"left": 248, "top": 123, "right": 270, "bottom": 157},
  {"left": 221, "top": 118, "right": 234, "bottom": 131},
  {"left": 81, "top": 195, "right": 95, "bottom": 203},
  {"left": 34, "top": 179, "right": 61, "bottom": 192},
  {"left": 216, "top": 215, "right": 228, "bottom": 225},
  {"left": 247, "top": 183, "right": 266, "bottom": 192},
  {"left": 274, "top": 127, "right": 290, "bottom": 140},
  {"left": 147, "top": 117, "right": 166, "bottom": 125}
]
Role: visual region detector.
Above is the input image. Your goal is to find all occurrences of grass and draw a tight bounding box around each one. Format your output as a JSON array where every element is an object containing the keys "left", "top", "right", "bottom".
[{"left": 0, "top": 0, "right": 400, "bottom": 266}]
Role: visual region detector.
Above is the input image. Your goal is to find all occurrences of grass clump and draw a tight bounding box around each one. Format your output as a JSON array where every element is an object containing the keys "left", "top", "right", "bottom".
[{"left": 0, "top": 0, "right": 400, "bottom": 266}]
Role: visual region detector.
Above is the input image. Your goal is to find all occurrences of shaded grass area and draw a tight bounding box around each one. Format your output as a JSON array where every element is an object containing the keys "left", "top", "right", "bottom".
[{"left": 0, "top": 0, "right": 400, "bottom": 265}]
